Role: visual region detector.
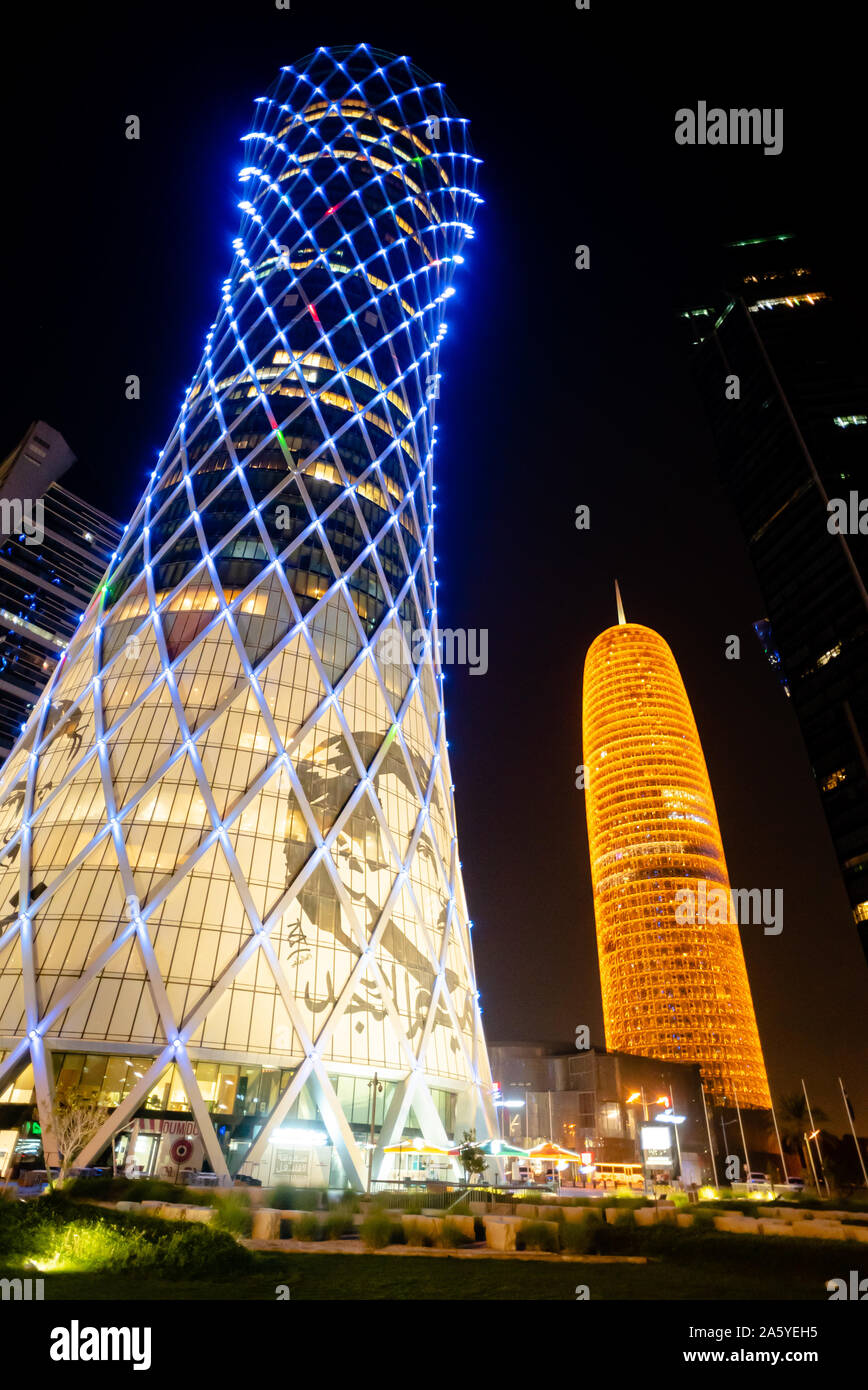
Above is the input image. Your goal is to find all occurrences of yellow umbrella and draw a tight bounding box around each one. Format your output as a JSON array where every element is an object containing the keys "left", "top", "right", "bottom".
[
  {"left": 383, "top": 1139, "right": 452, "bottom": 1155},
  {"left": 382, "top": 1138, "right": 452, "bottom": 1183},
  {"left": 528, "top": 1142, "right": 584, "bottom": 1161}
]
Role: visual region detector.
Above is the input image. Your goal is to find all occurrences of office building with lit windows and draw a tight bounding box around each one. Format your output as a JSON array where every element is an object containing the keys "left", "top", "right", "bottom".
[
  {"left": 681, "top": 234, "right": 868, "bottom": 965},
  {"left": 489, "top": 1041, "right": 712, "bottom": 1183},
  {"left": 582, "top": 596, "right": 772, "bottom": 1111},
  {"left": 0, "top": 45, "right": 495, "bottom": 1190},
  {"left": 0, "top": 422, "right": 121, "bottom": 760}
]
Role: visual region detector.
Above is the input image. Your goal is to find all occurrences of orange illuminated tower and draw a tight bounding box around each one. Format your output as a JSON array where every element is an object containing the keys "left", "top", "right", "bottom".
[{"left": 582, "top": 586, "right": 771, "bottom": 1109}]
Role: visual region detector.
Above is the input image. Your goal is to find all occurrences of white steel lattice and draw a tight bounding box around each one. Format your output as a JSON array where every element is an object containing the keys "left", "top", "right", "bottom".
[{"left": 0, "top": 44, "right": 496, "bottom": 1187}]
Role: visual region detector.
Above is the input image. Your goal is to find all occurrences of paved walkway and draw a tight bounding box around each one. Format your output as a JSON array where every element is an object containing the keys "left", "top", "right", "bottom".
[{"left": 241, "top": 1238, "right": 648, "bottom": 1263}]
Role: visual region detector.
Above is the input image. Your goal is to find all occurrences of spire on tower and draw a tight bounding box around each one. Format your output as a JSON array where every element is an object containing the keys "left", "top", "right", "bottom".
[{"left": 615, "top": 580, "right": 626, "bottom": 626}]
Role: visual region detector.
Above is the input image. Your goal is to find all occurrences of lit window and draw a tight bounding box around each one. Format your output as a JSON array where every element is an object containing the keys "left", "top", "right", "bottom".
[{"left": 822, "top": 768, "right": 847, "bottom": 791}]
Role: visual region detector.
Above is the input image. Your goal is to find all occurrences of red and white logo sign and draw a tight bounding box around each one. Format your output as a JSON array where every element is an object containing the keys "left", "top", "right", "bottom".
[{"left": 170, "top": 1137, "right": 194, "bottom": 1164}]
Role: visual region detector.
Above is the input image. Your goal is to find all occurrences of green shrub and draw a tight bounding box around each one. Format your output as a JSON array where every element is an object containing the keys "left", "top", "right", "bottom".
[
  {"left": 269, "top": 1184, "right": 297, "bottom": 1210},
  {"left": 560, "top": 1221, "right": 597, "bottom": 1255},
  {"left": 612, "top": 1209, "right": 636, "bottom": 1229},
  {"left": 438, "top": 1219, "right": 472, "bottom": 1249},
  {"left": 129, "top": 1179, "right": 177, "bottom": 1204},
  {"left": 323, "top": 1211, "right": 353, "bottom": 1240},
  {"left": 211, "top": 1190, "right": 252, "bottom": 1237},
  {"left": 269, "top": 1184, "right": 324, "bottom": 1211},
  {"left": 691, "top": 1210, "right": 716, "bottom": 1233},
  {"left": 62, "top": 1176, "right": 214, "bottom": 1206},
  {"left": 403, "top": 1218, "right": 431, "bottom": 1247},
  {"left": 62, "top": 1175, "right": 130, "bottom": 1201},
  {"left": 360, "top": 1211, "right": 393, "bottom": 1249},
  {"left": 0, "top": 1194, "right": 253, "bottom": 1277},
  {"left": 517, "top": 1221, "right": 560, "bottom": 1253},
  {"left": 591, "top": 1222, "right": 636, "bottom": 1254},
  {"left": 292, "top": 1213, "right": 322, "bottom": 1241},
  {"left": 329, "top": 1191, "right": 361, "bottom": 1214}
]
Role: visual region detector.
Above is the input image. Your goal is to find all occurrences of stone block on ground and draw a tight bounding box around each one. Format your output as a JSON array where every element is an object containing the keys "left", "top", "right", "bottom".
[
  {"left": 252, "top": 1208, "right": 282, "bottom": 1240},
  {"left": 634, "top": 1208, "right": 659, "bottom": 1227},
  {"left": 713, "top": 1215, "right": 758, "bottom": 1234},
  {"left": 184, "top": 1205, "right": 214, "bottom": 1223},
  {"left": 484, "top": 1217, "right": 517, "bottom": 1251},
  {"left": 561, "top": 1207, "right": 599, "bottom": 1224},
  {"left": 758, "top": 1220, "right": 795, "bottom": 1236},
  {"left": 442, "top": 1215, "right": 475, "bottom": 1240},
  {"left": 791, "top": 1220, "right": 846, "bottom": 1241}
]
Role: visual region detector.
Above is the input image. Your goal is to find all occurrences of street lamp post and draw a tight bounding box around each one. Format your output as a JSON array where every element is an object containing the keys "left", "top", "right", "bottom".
[
  {"left": 626, "top": 1089, "right": 671, "bottom": 1195},
  {"left": 366, "top": 1072, "right": 383, "bottom": 1195},
  {"left": 804, "top": 1129, "right": 822, "bottom": 1194}
]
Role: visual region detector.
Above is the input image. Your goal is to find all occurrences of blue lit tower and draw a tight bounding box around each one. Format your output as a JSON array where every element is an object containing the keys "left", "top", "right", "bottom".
[{"left": 0, "top": 45, "right": 495, "bottom": 1188}]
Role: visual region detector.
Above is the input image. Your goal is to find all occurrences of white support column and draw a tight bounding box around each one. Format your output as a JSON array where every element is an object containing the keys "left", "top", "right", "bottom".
[{"left": 308, "top": 1060, "right": 368, "bottom": 1191}]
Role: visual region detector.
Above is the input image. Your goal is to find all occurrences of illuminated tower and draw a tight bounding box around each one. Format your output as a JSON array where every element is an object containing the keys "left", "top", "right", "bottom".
[
  {"left": 0, "top": 45, "right": 495, "bottom": 1187},
  {"left": 582, "top": 588, "right": 771, "bottom": 1109}
]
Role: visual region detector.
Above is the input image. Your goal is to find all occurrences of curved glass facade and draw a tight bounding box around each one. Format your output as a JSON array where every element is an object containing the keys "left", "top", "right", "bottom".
[
  {"left": 0, "top": 44, "right": 494, "bottom": 1186},
  {"left": 583, "top": 620, "right": 771, "bottom": 1109}
]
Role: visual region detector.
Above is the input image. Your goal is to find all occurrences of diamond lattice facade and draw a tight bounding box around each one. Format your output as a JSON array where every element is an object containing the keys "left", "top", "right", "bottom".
[
  {"left": 0, "top": 44, "right": 495, "bottom": 1187},
  {"left": 583, "top": 608, "right": 771, "bottom": 1110}
]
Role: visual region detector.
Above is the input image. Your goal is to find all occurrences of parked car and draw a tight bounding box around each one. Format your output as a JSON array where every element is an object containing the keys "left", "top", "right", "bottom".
[{"left": 776, "top": 1176, "right": 805, "bottom": 1192}]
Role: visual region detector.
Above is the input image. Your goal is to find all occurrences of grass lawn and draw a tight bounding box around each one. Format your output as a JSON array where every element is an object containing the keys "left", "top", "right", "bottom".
[{"left": 25, "top": 1238, "right": 841, "bottom": 1300}]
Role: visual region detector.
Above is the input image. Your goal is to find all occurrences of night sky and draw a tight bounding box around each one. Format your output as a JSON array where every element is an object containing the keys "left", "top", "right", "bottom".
[{"left": 4, "top": 0, "right": 865, "bottom": 1126}]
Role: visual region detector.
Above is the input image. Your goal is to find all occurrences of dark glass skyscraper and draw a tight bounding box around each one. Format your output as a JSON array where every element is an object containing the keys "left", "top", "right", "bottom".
[
  {"left": 0, "top": 422, "right": 122, "bottom": 759},
  {"left": 682, "top": 234, "right": 868, "bottom": 963}
]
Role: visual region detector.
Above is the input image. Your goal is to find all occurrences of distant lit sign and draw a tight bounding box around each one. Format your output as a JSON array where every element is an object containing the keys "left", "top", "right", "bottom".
[
  {"left": 640, "top": 1125, "right": 673, "bottom": 1162},
  {"left": 580, "top": 1151, "right": 593, "bottom": 1165}
]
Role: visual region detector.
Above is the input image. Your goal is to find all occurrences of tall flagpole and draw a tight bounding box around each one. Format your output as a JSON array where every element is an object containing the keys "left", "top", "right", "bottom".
[
  {"left": 769, "top": 1095, "right": 788, "bottom": 1187},
  {"left": 838, "top": 1076, "right": 868, "bottom": 1187},
  {"left": 700, "top": 1085, "right": 719, "bottom": 1187},
  {"left": 732, "top": 1080, "right": 750, "bottom": 1175},
  {"left": 801, "top": 1078, "right": 830, "bottom": 1197}
]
